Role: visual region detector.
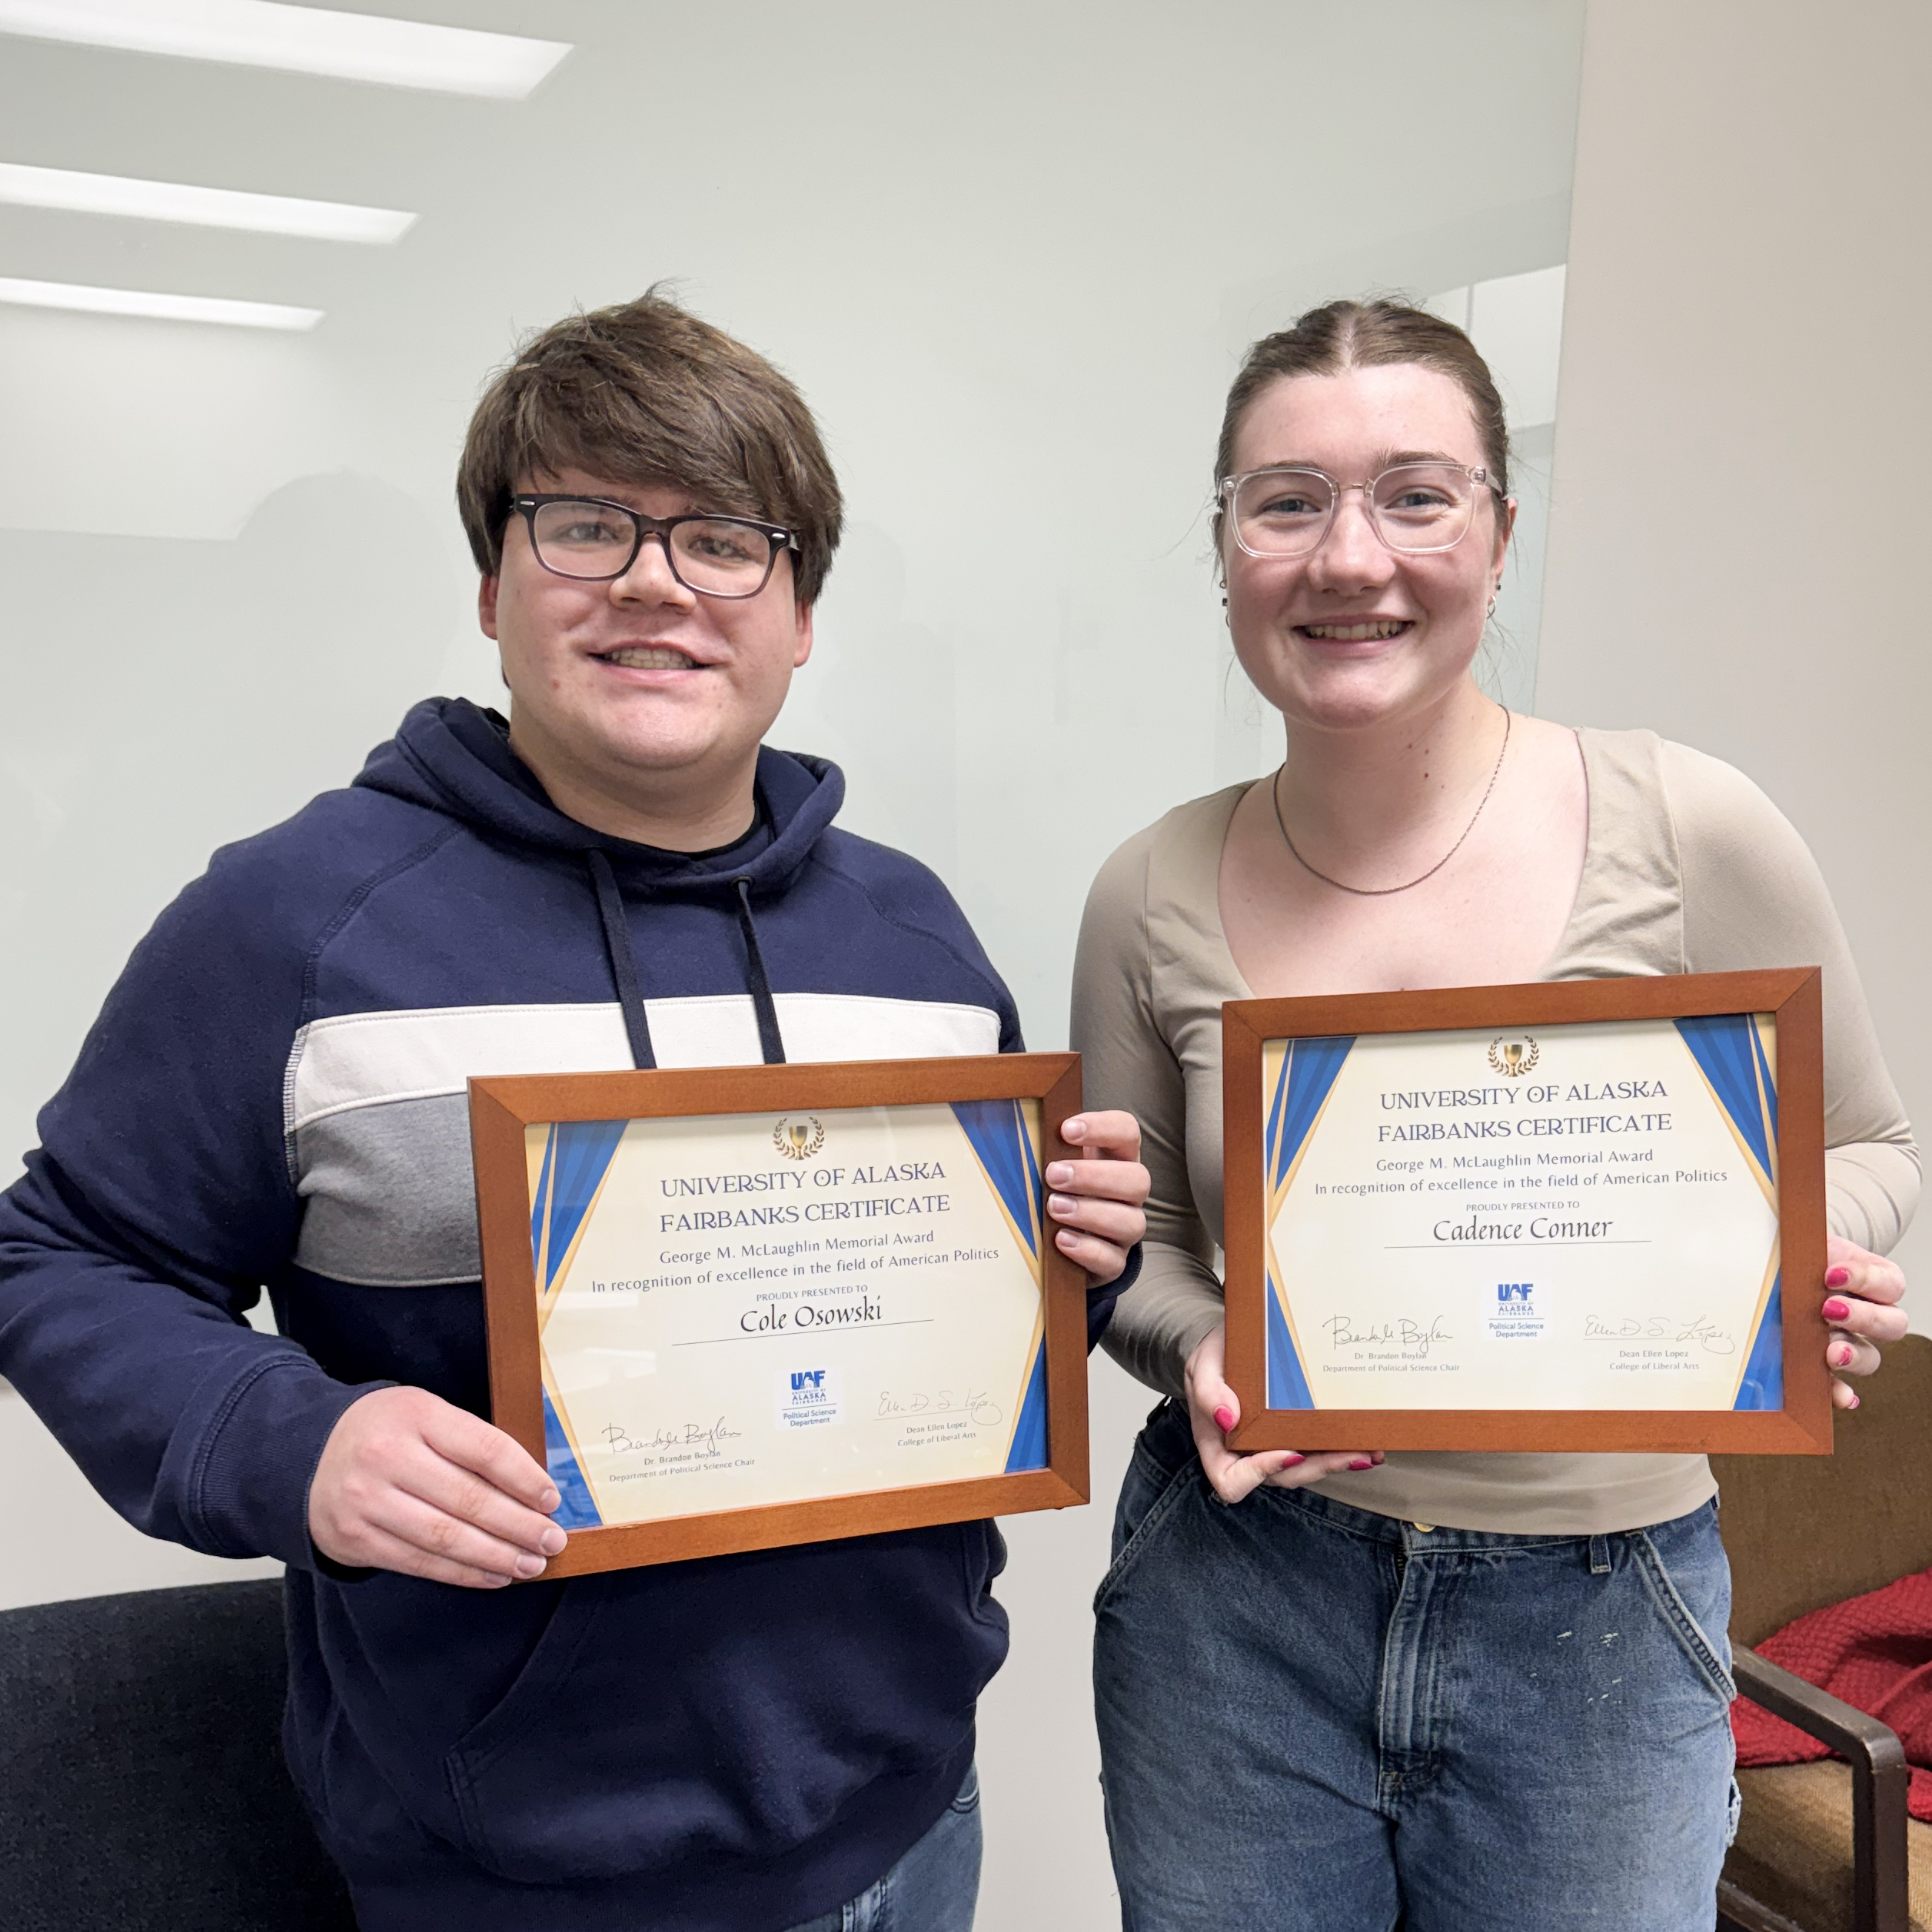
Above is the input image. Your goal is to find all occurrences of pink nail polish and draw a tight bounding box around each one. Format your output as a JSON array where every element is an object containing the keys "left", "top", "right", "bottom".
[
  {"left": 1213, "top": 1405, "right": 1235, "bottom": 1432},
  {"left": 1826, "top": 1266, "right": 1851, "bottom": 1289},
  {"left": 1822, "top": 1297, "right": 1851, "bottom": 1322},
  {"left": 1279, "top": 1452, "right": 1305, "bottom": 1468},
  {"left": 1849, "top": 1392, "right": 1861, "bottom": 1409},
  {"left": 1348, "top": 1457, "right": 1375, "bottom": 1471}
]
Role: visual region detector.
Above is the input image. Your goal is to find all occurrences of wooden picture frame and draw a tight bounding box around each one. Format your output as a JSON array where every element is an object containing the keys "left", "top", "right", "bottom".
[
  {"left": 470, "top": 1052, "right": 1089, "bottom": 1578},
  {"left": 1222, "top": 969, "right": 1830, "bottom": 1455}
]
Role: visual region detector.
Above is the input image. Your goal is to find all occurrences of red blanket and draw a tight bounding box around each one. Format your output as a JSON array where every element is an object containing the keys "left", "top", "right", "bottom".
[{"left": 1731, "top": 1565, "right": 1932, "bottom": 1821}]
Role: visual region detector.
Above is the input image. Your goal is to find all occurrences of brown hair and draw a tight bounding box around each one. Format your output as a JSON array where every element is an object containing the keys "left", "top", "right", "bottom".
[
  {"left": 1212, "top": 298, "right": 1510, "bottom": 552},
  {"left": 457, "top": 288, "right": 844, "bottom": 603}
]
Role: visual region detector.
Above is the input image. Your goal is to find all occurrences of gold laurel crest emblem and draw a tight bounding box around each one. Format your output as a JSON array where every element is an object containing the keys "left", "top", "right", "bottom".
[
  {"left": 773, "top": 1115, "right": 825, "bottom": 1161},
  {"left": 1488, "top": 1036, "right": 1539, "bottom": 1078}
]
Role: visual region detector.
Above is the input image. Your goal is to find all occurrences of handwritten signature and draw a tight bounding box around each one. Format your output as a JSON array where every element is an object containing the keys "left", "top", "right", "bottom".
[
  {"left": 1582, "top": 1315, "right": 1735, "bottom": 1355},
  {"left": 1322, "top": 1315, "right": 1453, "bottom": 1357},
  {"left": 601, "top": 1417, "right": 743, "bottom": 1457},
  {"left": 876, "top": 1388, "right": 1004, "bottom": 1427}
]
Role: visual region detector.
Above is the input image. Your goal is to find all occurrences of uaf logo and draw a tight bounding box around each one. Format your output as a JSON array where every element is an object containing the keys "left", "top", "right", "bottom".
[
  {"left": 776, "top": 1365, "right": 843, "bottom": 1428},
  {"left": 1488, "top": 1281, "right": 1544, "bottom": 1338}
]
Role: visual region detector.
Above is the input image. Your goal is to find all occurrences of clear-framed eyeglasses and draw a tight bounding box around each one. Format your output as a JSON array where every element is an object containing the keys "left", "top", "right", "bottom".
[
  {"left": 508, "top": 494, "right": 800, "bottom": 599},
  {"left": 1220, "top": 462, "right": 1501, "bottom": 559}
]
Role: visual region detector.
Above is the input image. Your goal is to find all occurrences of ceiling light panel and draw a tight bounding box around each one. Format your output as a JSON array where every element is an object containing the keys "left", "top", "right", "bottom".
[
  {"left": 0, "top": 162, "right": 414, "bottom": 241},
  {"left": 0, "top": 276, "right": 322, "bottom": 330},
  {"left": 0, "top": 1, "right": 570, "bottom": 98}
]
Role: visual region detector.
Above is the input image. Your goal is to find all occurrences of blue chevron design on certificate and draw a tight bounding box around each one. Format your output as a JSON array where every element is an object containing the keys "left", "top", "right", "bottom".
[
  {"left": 1262, "top": 1036, "right": 1355, "bottom": 1408},
  {"left": 1676, "top": 1014, "right": 1783, "bottom": 1410}
]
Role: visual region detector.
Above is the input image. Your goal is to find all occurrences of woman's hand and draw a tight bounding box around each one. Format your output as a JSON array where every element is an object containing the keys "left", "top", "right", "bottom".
[
  {"left": 1822, "top": 1235, "right": 1909, "bottom": 1409},
  {"left": 1184, "top": 1323, "right": 1382, "bottom": 1503},
  {"left": 1046, "top": 1111, "right": 1150, "bottom": 1285}
]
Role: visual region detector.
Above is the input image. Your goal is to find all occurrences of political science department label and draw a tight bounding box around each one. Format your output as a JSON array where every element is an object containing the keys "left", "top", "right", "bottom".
[
  {"left": 528, "top": 1100, "right": 1048, "bottom": 1525},
  {"left": 1262, "top": 1016, "right": 1781, "bottom": 1411}
]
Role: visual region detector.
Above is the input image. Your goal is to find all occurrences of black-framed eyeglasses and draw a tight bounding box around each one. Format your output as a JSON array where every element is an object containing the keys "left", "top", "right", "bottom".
[
  {"left": 508, "top": 494, "right": 799, "bottom": 599},
  {"left": 1220, "top": 461, "right": 1502, "bottom": 559}
]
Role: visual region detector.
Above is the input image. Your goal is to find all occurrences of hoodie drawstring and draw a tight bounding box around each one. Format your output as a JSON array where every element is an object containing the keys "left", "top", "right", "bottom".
[
  {"left": 584, "top": 850, "right": 787, "bottom": 1069},
  {"left": 586, "top": 850, "right": 657, "bottom": 1070},
  {"left": 733, "top": 877, "right": 787, "bottom": 1065}
]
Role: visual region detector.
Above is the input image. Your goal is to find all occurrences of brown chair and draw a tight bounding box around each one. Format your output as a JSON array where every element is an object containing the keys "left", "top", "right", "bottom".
[{"left": 1713, "top": 1331, "right": 1932, "bottom": 1932}]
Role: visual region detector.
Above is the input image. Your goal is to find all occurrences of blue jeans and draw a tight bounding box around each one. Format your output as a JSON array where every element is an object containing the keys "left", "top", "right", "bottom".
[
  {"left": 1093, "top": 1402, "right": 1738, "bottom": 1932},
  {"left": 783, "top": 1765, "right": 982, "bottom": 1932}
]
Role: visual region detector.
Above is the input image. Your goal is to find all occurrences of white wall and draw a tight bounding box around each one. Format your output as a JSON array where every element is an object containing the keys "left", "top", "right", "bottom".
[
  {"left": 0, "top": 5, "right": 1586, "bottom": 1924},
  {"left": 1537, "top": 0, "right": 1930, "bottom": 1336}
]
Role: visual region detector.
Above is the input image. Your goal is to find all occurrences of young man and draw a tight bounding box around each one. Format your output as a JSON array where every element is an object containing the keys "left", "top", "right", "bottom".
[{"left": 0, "top": 294, "right": 1146, "bottom": 1931}]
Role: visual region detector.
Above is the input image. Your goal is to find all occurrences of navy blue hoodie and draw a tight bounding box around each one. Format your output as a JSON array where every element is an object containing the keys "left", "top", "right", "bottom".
[{"left": 0, "top": 699, "right": 1127, "bottom": 1931}]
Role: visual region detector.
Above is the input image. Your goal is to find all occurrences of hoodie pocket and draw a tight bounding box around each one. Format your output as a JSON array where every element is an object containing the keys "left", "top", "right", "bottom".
[
  {"left": 962, "top": 1518, "right": 1007, "bottom": 1622},
  {"left": 444, "top": 1580, "right": 610, "bottom": 1870},
  {"left": 441, "top": 1528, "right": 1007, "bottom": 1884}
]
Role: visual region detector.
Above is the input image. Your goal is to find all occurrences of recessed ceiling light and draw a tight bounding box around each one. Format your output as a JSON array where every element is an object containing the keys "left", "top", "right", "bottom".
[
  {"left": 0, "top": 275, "right": 322, "bottom": 330},
  {"left": 0, "top": 0, "right": 570, "bottom": 99},
  {"left": 0, "top": 161, "right": 414, "bottom": 241}
]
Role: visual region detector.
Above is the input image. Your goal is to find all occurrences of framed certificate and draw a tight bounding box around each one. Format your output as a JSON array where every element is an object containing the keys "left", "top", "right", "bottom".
[
  {"left": 469, "top": 1053, "right": 1089, "bottom": 1577},
  {"left": 1222, "top": 970, "right": 1829, "bottom": 1455}
]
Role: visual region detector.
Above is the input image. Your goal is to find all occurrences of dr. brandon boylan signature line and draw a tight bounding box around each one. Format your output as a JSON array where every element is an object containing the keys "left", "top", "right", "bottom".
[
  {"left": 1322, "top": 1315, "right": 1452, "bottom": 1356},
  {"left": 601, "top": 1418, "right": 743, "bottom": 1456}
]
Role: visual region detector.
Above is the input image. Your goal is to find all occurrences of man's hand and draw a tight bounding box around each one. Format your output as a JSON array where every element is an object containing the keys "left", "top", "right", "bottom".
[
  {"left": 1046, "top": 1111, "right": 1150, "bottom": 1285},
  {"left": 309, "top": 1386, "right": 567, "bottom": 1588}
]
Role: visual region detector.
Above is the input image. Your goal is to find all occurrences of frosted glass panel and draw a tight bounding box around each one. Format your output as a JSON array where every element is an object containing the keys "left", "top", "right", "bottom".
[{"left": 0, "top": 6, "right": 1585, "bottom": 1129}]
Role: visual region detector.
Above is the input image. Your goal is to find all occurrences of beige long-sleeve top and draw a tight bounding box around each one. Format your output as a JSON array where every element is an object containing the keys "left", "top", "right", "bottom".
[{"left": 1073, "top": 728, "right": 1919, "bottom": 1534}]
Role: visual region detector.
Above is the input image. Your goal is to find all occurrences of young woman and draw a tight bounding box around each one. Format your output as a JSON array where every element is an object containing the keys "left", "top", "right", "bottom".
[{"left": 1073, "top": 300, "right": 1915, "bottom": 1932}]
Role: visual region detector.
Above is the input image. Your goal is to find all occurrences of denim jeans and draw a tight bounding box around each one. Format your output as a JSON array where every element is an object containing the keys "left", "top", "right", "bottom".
[
  {"left": 1093, "top": 1402, "right": 1738, "bottom": 1932},
  {"left": 783, "top": 1764, "right": 982, "bottom": 1932}
]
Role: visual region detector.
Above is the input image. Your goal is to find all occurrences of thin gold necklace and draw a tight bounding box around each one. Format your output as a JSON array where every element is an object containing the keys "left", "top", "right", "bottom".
[{"left": 1272, "top": 707, "right": 1512, "bottom": 896}]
